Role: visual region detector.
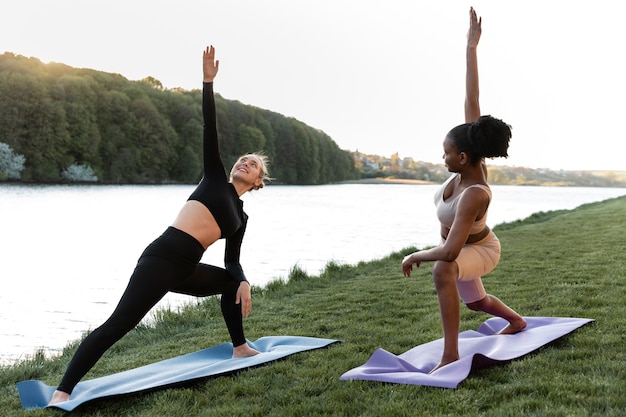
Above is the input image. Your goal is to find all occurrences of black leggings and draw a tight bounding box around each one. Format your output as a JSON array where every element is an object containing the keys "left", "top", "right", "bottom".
[{"left": 57, "top": 227, "right": 245, "bottom": 394}]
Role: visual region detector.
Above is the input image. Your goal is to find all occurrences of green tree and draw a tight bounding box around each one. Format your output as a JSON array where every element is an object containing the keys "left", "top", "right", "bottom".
[
  {"left": 0, "top": 142, "right": 25, "bottom": 180},
  {"left": 127, "top": 97, "right": 177, "bottom": 181},
  {"left": 56, "top": 75, "right": 101, "bottom": 167},
  {"left": 172, "top": 145, "right": 202, "bottom": 182},
  {"left": 141, "top": 76, "right": 164, "bottom": 90},
  {"left": 236, "top": 124, "right": 267, "bottom": 156},
  {"left": 0, "top": 72, "right": 70, "bottom": 180}
]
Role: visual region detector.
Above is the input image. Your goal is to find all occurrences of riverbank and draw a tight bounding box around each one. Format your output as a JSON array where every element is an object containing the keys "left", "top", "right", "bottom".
[
  {"left": 339, "top": 177, "right": 434, "bottom": 185},
  {"left": 2, "top": 195, "right": 625, "bottom": 416}
]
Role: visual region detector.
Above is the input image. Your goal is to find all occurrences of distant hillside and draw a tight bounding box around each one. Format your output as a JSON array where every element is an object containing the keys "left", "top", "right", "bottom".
[
  {"left": 0, "top": 52, "right": 358, "bottom": 184},
  {"left": 351, "top": 151, "right": 626, "bottom": 188}
]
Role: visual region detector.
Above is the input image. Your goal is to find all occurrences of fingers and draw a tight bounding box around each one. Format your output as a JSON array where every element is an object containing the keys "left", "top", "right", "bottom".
[
  {"left": 203, "top": 45, "right": 217, "bottom": 63},
  {"left": 469, "top": 7, "right": 481, "bottom": 29},
  {"left": 242, "top": 299, "right": 251, "bottom": 318},
  {"left": 203, "top": 45, "right": 219, "bottom": 82},
  {"left": 239, "top": 294, "right": 251, "bottom": 318},
  {"left": 236, "top": 283, "right": 252, "bottom": 318},
  {"left": 401, "top": 261, "right": 412, "bottom": 277},
  {"left": 235, "top": 293, "right": 251, "bottom": 318},
  {"left": 467, "top": 7, "right": 482, "bottom": 47}
]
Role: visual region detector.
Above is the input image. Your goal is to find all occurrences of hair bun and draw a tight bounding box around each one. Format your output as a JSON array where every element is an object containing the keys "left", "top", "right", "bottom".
[{"left": 470, "top": 115, "right": 512, "bottom": 159}]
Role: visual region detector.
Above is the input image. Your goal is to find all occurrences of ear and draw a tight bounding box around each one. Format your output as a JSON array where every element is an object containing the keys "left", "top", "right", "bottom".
[{"left": 459, "top": 152, "right": 469, "bottom": 165}]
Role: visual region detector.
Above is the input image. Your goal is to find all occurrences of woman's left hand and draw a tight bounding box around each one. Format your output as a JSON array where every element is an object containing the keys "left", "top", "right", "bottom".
[
  {"left": 203, "top": 45, "right": 219, "bottom": 83},
  {"left": 236, "top": 281, "right": 252, "bottom": 317},
  {"left": 467, "top": 7, "right": 482, "bottom": 49}
]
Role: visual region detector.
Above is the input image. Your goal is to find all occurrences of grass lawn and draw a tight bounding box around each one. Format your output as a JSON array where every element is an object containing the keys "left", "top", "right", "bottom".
[{"left": 2, "top": 195, "right": 625, "bottom": 416}]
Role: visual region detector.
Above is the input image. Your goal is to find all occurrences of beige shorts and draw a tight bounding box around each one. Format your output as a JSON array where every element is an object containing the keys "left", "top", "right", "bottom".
[{"left": 452, "top": 231, "right": 501, "bottom": 304}]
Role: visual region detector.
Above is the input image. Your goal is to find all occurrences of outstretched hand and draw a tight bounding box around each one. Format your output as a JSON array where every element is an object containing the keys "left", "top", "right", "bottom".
[
  {"left": 467, "top": 7, "right": 482, "bottom": 49},
  {"left": 203, "top": 45, "right": 219, "bottom": 83}
]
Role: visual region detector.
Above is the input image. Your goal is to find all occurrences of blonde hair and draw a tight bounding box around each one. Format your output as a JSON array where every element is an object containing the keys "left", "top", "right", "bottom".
[{"left": 230, "top": 153, "right": 272, "bottom": 191}]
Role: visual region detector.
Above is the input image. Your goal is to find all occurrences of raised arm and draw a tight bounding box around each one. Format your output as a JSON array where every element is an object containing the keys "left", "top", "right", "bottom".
[
  {"left": 464, "top": 7, "right": 481, "bottom": 123},
  {"left": 201, "top": 46, "right": 226, "bottom": 178}
]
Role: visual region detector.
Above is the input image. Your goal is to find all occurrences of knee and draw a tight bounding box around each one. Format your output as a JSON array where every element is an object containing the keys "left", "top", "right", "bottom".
[
  {"left": 432, "top": 261, "right": 457, "bottom": 289},
  {"left": 100, "top": 316, "right": 138, "bottom": 338},
  {"left": 466, "top": 296, "right": 487, "bottom": 311}
]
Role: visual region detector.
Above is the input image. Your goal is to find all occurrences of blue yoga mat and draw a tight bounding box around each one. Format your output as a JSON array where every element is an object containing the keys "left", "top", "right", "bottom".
[
  {"left": 340, "top": 317, "right": 593, "bottom": 388},
  {"left": 18, "top": 335, "right": 339, "bottom": 411}
]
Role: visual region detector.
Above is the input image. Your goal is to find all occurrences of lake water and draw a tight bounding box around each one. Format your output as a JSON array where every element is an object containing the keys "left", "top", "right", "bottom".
[{"left": 1, "top": 183, "right": 624, "bottom": 365}]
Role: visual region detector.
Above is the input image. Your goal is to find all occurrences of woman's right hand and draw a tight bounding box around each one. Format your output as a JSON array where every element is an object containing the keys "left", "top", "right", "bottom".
[
  {"left": 401, "top": 253, "right": 421, "bottom": 277},
  {"left": 203, "top": 45, "right": 219, "bottom": 83}
]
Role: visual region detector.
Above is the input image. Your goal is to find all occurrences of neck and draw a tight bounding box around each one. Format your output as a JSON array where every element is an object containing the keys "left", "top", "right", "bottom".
[
  {"left": 457, "top": 164, "right": 486, "bottom": 184},
  {"left": 231, "top": 180, "right": 250, "bottom": 197}
]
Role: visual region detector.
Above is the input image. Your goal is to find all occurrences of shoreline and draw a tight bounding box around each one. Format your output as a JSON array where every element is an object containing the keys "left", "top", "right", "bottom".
[{"left": 338, "top": 178, "right": 435, "bottom": 185}]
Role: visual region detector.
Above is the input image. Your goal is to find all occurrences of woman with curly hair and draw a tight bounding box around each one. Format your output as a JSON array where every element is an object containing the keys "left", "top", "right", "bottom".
[{"left": 402, "top": 8, "right": 526, "bottom": 372}]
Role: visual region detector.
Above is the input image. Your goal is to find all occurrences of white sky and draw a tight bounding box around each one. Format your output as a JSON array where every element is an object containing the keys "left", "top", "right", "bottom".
[{"left": 2, "top": 0, "right": 624, "bottom": 171}]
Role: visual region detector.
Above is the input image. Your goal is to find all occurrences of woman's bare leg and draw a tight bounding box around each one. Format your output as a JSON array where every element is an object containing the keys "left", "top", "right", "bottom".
[
  {"left": 467, "top": 295, "right": 527, "bottom": 334},
  {"left": 431, "top": 261, "right": 462, "bottom": 372}
]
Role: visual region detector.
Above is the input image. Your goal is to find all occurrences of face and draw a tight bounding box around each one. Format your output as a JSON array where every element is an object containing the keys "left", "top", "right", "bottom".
[
  {"left": 231, "top": 155, "right": 263, "bottom": 189},
  {"left": 442, "top": 136, "right": 463, "bottom": 173}
]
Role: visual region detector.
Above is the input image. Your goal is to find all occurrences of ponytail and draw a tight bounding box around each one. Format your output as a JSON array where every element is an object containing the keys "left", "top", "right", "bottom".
[{"left": 447, "top": 115, "right": 511, "bottom": 164}]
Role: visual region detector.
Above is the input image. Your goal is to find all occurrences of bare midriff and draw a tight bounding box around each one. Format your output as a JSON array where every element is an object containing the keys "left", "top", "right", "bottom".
[
  {"left": 441, "top": 225, "right": 491, "bottom": 244},
  {"left": 170, "top": 200, "right": 221, "bottom": 250}
]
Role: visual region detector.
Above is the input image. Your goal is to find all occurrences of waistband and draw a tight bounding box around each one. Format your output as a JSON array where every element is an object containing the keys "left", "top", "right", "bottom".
[
  {"left": 469, "top": 230, "right": 498, "bottom": 246},
  {"left": 440, "top": 230, "right": 498, "bottom": 246},
  {"left": 141, "top": 226, "right": 205, "bottom": 265}
]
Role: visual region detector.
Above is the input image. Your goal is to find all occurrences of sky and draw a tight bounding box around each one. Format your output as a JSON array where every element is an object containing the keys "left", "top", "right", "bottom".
[{"left": 2, "top": 0, "right": 625, "bottom": 171}]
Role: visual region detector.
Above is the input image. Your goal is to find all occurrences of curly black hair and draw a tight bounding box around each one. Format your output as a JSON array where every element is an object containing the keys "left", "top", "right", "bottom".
[{"left": 446, "top": 115, "right": 512, "bottom": 165}]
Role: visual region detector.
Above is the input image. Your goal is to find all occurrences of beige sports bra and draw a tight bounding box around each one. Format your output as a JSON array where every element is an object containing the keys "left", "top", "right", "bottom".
[{"left": 434, "top": 174, "right": 491, "bottom": 234}]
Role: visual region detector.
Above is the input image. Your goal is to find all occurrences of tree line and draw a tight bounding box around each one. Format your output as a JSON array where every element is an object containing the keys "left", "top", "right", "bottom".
[
  {"left": 2, "top": 52, "right": 622, "bottom": 188},
  {"left": 0, "top": 52, "right": 359, "bottom": 184}
]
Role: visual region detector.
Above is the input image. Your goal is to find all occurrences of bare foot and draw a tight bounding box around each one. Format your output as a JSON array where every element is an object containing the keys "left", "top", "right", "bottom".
[
  {"left": 429, "top": 356, "right": 459, "bottom": 374},
  {"left": 48, "top": 390, "right": 70, "bottom": 405},
  {"left": 497, "top": 317, "right": 527, "bottom": 335},
  {"left": 232, "top": 343, "right": 260, "bottom": 358}
]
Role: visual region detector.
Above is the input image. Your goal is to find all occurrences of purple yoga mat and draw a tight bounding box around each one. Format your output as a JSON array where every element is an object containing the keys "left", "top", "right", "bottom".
[{"left": 340, "top": 317, "right": 593, "bottom": 388}]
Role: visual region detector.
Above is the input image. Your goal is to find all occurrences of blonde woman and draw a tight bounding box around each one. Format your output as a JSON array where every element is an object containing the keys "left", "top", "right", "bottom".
[{"left": 50, "top": 45, "right": 270, "bottom": 404}]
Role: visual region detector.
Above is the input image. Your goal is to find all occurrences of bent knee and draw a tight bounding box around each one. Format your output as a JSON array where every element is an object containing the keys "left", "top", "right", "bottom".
[
  {"left": 432, "top": 260, "right": 458, "bottom": 276},
  {"left": 431, "top": 261, "right": 459, "bottom": 292},
  {"left": 465, "top": 297, "right": 486, "bottom": 311},
  {"left": 432, "top": 260, "right": 459, "bottom": 282}
]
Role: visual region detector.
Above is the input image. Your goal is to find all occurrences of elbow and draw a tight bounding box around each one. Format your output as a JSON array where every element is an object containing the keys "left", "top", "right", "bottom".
[{"left": 440, "top": 247, "right": 460, "bottom": 263}]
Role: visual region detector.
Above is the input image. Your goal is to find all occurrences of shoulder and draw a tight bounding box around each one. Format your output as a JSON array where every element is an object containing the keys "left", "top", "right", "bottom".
[
  {"left": 467, "top": 183, "right": 490, "bottom": 194},
  {"left": 458, "top": 185, "right": 490, "bottom": 208}
]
